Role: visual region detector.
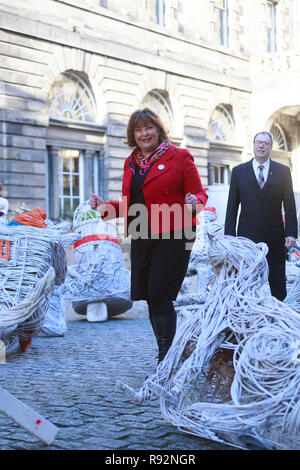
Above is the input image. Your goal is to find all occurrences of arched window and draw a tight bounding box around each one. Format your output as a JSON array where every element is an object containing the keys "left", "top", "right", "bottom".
[
  {"left": 142, "top": 90, "right": 174, "bottom": 135},
  {"left": 270, "top": 123, "right": 288, "bottom": 151},
  {"left": 47, "top": 72, "right": 97, "bottom": 124},
  {"left": 207, "top": 104, "right": 235, "bottom": 143}
]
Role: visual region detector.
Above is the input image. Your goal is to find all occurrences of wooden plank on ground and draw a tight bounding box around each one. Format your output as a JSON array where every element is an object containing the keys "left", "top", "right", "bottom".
[{"left": 0, "top": 386, "right": 59, "bottom": 445}]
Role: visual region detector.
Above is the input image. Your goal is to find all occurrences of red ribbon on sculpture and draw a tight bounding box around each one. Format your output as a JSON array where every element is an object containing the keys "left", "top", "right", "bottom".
[
  {"left": 0, "top": 240, "right": 11, "bottom": 261},
  {"left": 74, "top": 234, "right": 120, "bottom": 249}
]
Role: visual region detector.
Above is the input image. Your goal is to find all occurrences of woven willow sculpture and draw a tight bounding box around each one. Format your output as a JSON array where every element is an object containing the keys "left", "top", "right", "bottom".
[
  {"left": 63, "top": 201, "right": 132, "bottom": 319},
  {"left": 0, "top": 226, "right": 67, "bottom": 354},
  {"left": 176, "top": 208, "right": 223, "bottom": 308},
  {"left": 119, "top": 235, "right": 300, "bottom": 450},
  {"left": 41, "top": 221, "right": 80, "bottom": 337}
]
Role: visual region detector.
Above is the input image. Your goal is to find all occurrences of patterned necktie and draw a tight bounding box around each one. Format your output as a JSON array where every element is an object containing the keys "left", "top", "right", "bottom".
[{"left": 258, "top": 164, "right": 265, "bottom": 189}]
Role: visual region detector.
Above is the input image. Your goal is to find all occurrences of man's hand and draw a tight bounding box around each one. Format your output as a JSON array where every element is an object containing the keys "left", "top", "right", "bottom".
[{"left": 285, "top": 236, "right": 297, "bottom": 249}]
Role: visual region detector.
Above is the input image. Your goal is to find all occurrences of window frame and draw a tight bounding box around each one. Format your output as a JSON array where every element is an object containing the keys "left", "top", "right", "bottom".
[
  {"left": 267, "top": 1, "right": 277, "bottom": 53},
  {"left": 57, "top": 148, "right": 84, "bottom": 219},
  {"left": 47, "top": 71, "right": 97, "bottom": 125},
  {"left": 211, "top": 164, "right": 230, "bottom": 185},
  {"left": 215, "top": 0, "right": 229, "bottom": 47},
  {"left": 142, "top": 89, "right": 174, "bottom": 136},
  {"left": 207, "top": 104, "right": 236, "bottom": 144},
  {"left": 155, "top": 0, "right": 165, "bottom": 26}
]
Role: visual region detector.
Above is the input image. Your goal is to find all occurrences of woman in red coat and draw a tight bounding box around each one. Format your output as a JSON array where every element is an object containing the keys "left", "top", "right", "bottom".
[{"left": 90, "top": 108, "right": 207, "bottom": 363}]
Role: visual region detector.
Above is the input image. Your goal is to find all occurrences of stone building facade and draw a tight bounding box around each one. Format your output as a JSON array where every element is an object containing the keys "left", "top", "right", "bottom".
[{"left": 0, "top": 0, "right": 300, "bottom": 233}]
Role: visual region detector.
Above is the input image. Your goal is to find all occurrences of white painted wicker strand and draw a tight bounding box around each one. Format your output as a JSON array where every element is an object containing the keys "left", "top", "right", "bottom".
[
  {"left": 118, "top": 235, "right": 300, "bottom": 450},
  {"left": 0, "top": 226, "right": 67, "bottom": 353}
]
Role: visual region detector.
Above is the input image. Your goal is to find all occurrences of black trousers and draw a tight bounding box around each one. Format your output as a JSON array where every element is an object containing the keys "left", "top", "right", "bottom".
[
  {"left": 266, "top": 248, "right": 286, "bottom": 301},
  {"left": 130, "top": 228, "right": 195, "bottom": 301}
]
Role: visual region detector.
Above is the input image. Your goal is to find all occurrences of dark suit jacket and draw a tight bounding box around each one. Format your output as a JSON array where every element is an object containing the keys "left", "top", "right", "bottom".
[{"left": 224, "top": 159, "right": 298, "bottom": 250}]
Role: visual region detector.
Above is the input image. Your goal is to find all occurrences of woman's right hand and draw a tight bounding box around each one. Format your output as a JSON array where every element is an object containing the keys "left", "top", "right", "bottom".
[{"left": 90, "top": 193, "right": 105, "bottom": 210}]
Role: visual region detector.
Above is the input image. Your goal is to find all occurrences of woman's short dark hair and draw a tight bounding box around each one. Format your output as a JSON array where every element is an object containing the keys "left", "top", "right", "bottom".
[{"left": 126, "top": 107, "right": 169, "bottom": 148}]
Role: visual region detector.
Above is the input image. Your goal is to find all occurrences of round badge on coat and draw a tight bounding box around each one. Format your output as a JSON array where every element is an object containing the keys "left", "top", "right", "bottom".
[{"left": 158, "top": 164, "right": 165, "bottom": 170}]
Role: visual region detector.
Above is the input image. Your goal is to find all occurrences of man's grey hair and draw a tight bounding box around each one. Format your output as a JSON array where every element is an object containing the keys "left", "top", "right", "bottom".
[{"left": 253, "top": 131, "right": 273, "bottom": 146}]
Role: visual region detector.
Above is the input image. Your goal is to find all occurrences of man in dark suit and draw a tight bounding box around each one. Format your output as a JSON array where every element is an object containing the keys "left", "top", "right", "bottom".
[{"left": 224, "top": 131, "right": 298, "bottom": 300}]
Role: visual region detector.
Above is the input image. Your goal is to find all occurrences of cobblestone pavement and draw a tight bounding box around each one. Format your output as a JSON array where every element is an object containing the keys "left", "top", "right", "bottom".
[{"left": 0, "top": 301, "right": 232, "bottom": 451}]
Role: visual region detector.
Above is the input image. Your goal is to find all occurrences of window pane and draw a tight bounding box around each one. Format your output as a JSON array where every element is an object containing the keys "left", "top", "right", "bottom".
[
  {"left": 155, "top": 0, "right": 165, "bottom": 26},
  {"left": 72, "top": 198, "right": 80, "bottom": 212},
  {"left": 212, "top": 165, "right": 228, "bottom": 185},
  {"left": 63, "top": 155, "right": 70, "bottom": 172},
  {"left": 57, "top": 148, "right": 82, "bottom": 218},
  {"left": 213, "top": 166, "right": 218, "bottom": 184},
  {"left": 73, "top": 155, "right": 79, "bottom": 173},
  {"left": 63, "top": 198, "right": 71, "bottom": 216},
  {"left": 207, "top": 105, "right": 235, "bottom": 143},
  {"left": 72, "top": 175, "right": 79, "bottom": 196},
  {"left": 267, "top": 2, "right": 276, "bottom": 52},
  {"left": 215, "top": 0, "right": 229, "bottom": 46},
  {"left": 142, "top": 90, "right": 173, "bottom": 135},
  {"left": 220, "top": 167, "right": 225, "bottom": 183},
  {"left": 63, "top": 175, "right": 70, "bottom": 196},
  {"left": 47, "top": 72, "right": 96, "bottom": 123}
]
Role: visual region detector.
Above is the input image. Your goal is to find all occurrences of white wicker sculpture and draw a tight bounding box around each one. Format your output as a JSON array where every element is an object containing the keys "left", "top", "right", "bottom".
[
  {"left": 41, "top": 221, "right": 80, "bottom": 337},
  {"left": 175, "top": 207, "right": 223, "bottom": 309},
  {"left": 0, "top": 196, "right": 8, "bottom": 226},
  {"left": 119, "top": 235, "right": 300, "bottom": 450},
  {"left": 63, "top": 201, "right": 132, "bottom": 322},
  {"left": 285, "top": 262, "right": 300, "bottom": 314},
  {"left": 0, "top": 225, "right": 67, "bottom": 355}
]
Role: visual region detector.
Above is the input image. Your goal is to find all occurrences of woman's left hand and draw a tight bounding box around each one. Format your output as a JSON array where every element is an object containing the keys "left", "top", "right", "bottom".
[{"left": 185, "top": 193, "right": 197, "bottom": 212}]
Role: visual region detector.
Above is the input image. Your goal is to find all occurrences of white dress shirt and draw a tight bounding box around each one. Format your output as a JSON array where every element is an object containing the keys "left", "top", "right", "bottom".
[{"left": 252, "top": 158, "right": 270, "bottom": 185}]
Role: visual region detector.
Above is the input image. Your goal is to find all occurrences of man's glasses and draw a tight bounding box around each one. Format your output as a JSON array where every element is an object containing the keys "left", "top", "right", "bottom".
[{"left": 254, "top": 141, "right": 271, "bottom": 146}]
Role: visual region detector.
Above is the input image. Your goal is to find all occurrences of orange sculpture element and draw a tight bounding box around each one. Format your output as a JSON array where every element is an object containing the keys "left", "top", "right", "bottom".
[
  {"left": 19, "top": 338, "right": 32, "bottom": 352},
  {"left": 0, "top": 240, "right": 10, "bottom": 261},
  {"left": 12, "top": 207, "right": 47, "bottom": 228}
]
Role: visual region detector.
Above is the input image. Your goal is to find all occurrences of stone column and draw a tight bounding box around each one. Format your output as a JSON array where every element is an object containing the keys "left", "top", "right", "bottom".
[
  {"left": 47, "top": 145, "right": 60, "bottom": 220},
  {"left": 84, "top": 149, "right": 95, "bottom": 201}
]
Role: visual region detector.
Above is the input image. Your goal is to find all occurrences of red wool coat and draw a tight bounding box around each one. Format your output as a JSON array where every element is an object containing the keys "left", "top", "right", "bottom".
[{"left": 103, "top": 144, "right": 208, "bottom": 236}]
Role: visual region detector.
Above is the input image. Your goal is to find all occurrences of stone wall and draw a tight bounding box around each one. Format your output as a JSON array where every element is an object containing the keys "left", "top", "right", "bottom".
[
  {"left": 0, "top": 0, "right": 253, "bottom": 214},
  {"left": 0, "top": 0, "right": 299, "bottom": 228}
]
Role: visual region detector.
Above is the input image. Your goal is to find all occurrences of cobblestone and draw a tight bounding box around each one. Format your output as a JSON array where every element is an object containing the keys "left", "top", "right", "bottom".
[{"left": 0, "top": 300, "right": 232, "bottom": 450}]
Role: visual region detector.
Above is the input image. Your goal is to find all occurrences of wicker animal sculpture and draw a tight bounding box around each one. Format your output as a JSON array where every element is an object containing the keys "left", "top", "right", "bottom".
[
  {"left": 119, "top": 235, "right": 300, "bottom": 450},
  {"left": 63, "top": 201, "right": 132, "bottom": 322},
  {"left": 285, "top": 261, "right": 300, "bottom": 315},
  {"left": 0, "top": 223, "right": 67, "bottom": 354},
  {"left": 176, "top": 207, "right": 223, "bottom": 308},
  {"left": 41, "top": 221, "right": 80, "bottom": 337}
]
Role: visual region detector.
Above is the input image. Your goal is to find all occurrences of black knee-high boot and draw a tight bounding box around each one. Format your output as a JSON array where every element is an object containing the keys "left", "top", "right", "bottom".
[
  {"left": 149, "top": 314, "right": 158, "bottom": 339},
  {"left": 152, "top": 310, "right": 177, "bottom": 363},
  {"left": 147, "top": 299, "right": 177, "bottom": 363}
]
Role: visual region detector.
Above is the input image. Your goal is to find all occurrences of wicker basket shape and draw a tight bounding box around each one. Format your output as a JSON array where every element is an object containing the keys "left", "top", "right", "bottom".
[
  {"left": 64, "top": 201, "right": 132, "bottom": 316},
  {"left": 0, "top": 226, "right": 67, "bottom": 354}
]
